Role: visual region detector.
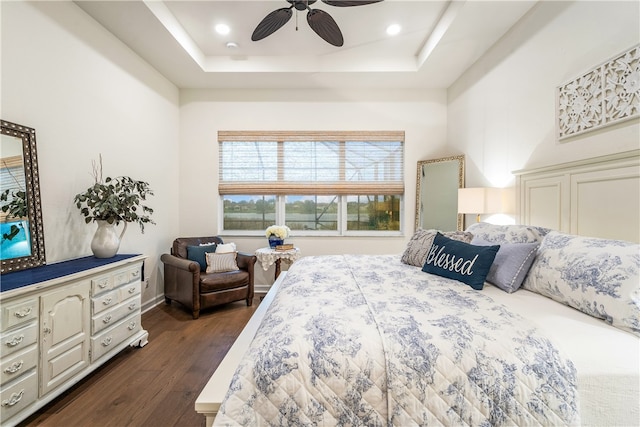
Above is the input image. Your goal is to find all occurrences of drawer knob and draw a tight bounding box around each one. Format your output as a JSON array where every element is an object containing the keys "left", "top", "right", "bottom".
[
  {"left": 98, "top": 280, "right": 109, "bottom": 288},
  {"left": 103, "top": 297, "right": 113, "bottom": 306},
  {"left": 128, "top": 303, "right": 137, "bottom": 311},
  {"left": 128, "top": 321, "right": 137, "bottom": 330},
  {"left": 1, "top": 390, "right": 24, "bottom": 407},
  {"left": 128, "top": 287, "right": 136, "bottom": 294},
  {"left": 5, "top": 335, "right": 24, "bottom": 347},
  {"left": 3, "top": 360, "right": 24, "bottom": 374},
  {"left": 14, "top": 307, "right": 32, "bottom": 318},
  {"left": 102, "top": 315, "right": 112, "bottom": 324},
  {"left": 101, "top": 337, "right": 113, "bottom": 347}
]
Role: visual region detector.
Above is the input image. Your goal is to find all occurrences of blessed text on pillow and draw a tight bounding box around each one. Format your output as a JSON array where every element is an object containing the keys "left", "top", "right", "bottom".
[{"left": 422, "top": 232, "right": 499, "bottom": 290}]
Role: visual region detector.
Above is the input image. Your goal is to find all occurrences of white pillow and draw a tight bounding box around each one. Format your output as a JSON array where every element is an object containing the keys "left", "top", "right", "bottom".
[
  {"left": 523, "top": 231, "right": 640, "bottom": 336},
  {"left": 205, "top": 252, "right": 239, "bottom": 273},
  {"left": 215, "top": 242, "right": 236, "bottom": 253}
]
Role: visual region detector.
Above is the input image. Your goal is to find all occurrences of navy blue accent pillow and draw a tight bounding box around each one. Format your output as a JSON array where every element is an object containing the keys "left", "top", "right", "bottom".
[
  {"left": 186, "top": 244, "right": 217, "bottom": 271},
  {"left": 422, "top": 232, "right": 500, "bottom": 290}
]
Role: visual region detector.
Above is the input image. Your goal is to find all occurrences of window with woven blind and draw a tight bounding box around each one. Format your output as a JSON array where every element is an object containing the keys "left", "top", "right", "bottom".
[{"left": 218, "top": 131, "right": 404, "bottom": 235}]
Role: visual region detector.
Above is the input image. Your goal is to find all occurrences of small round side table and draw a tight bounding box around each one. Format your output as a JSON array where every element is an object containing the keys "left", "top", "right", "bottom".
[{"left": 255, "top": 247, "right": 301, "bottom": 280}]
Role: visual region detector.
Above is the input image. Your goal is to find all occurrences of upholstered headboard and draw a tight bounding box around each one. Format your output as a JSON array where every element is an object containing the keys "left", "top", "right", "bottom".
[{"left": 514, "top": 150, "right": 640, "bottom": 243}]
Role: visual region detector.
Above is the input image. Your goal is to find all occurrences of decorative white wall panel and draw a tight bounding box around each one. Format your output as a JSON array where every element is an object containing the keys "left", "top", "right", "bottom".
[{"left": 557, "top": 45, "right": 640, "bottom": 140}]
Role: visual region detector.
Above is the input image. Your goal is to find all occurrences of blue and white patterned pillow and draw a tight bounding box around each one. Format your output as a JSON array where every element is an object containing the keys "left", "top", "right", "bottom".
[
  {"left": 522, "top": 231, "right": 640, "bottom": 336},
  {"left": 465, "top": 222, "right": 551, "bottom": 244}
]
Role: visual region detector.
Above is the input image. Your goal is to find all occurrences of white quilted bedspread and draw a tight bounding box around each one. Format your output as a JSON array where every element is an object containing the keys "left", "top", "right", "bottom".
[{"left": 214, "top": 255, "right": 580, "bottom": 426}]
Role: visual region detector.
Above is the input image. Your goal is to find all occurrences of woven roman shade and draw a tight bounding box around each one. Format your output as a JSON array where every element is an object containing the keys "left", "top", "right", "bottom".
[{"left": 218, "top": 131, "right": 404, "bottom": 196}]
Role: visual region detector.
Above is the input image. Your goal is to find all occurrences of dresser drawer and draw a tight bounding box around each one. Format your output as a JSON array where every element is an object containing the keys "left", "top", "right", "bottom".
[
  {"left": 91, "top": 296, "right": 140, "bottom": 335},
  {"left": 0, "top": 298, "right": 38, "bottom": 333},
  {"left": 91, "top": 274, "right": 114, "bottom": 296},
  {"left": 91, "top": 314, "right": 141, "bottom": 362},
  {"left": 0, "top": 323, "right": 37, "bottom": 358},
  {"left": 0, "top": 369, "right": 37, "bottom": 422},
  {"left": 118, "top": 280, "right": 141, "bottom": 301},
  {"left": 92, "top": 288, "right": 119, "bottom": 315},
  {"left": 114, "top": 266, "right": 142, "bottom": 288},
  {"left": 0, "top": 344, "right": 37, "bottom": 386}
]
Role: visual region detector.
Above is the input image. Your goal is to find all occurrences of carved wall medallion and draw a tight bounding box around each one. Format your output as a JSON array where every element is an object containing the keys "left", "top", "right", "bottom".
[{"left": 557, "top": 45, "right": 639, "bottom": 140}]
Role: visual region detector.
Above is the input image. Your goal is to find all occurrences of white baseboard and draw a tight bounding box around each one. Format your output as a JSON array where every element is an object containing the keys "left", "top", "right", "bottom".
[
  {"left": 254, "top": 284, "right": 272, "bottom": 295},
  {"left": 142, "top": 294, "right": 166, "bottom": 314}
]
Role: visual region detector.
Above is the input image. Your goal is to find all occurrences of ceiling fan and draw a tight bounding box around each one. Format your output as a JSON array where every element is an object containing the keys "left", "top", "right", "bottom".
[{"left": 251, "top": 0, "right": 383, "bottom": 47}]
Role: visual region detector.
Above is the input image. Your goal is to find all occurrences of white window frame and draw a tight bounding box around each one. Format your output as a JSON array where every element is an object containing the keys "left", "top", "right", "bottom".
[{"left": 218, "top": 131, "right": 404, "bottom": 237}]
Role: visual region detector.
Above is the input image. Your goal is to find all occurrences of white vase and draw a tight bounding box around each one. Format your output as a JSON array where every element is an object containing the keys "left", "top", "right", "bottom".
[{"left": 91, "top": 220, "right": 127, "bottom": 258}]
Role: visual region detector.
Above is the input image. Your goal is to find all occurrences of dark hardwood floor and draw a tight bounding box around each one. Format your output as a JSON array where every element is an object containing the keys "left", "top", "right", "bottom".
[{"left": 19, "top": 298, "right": 261, "bottom": 427}]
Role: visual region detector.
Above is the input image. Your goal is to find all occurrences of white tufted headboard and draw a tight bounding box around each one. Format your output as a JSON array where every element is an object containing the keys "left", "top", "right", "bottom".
[{"left": 514, "top": 150, "right": 640, "bottom": 243}]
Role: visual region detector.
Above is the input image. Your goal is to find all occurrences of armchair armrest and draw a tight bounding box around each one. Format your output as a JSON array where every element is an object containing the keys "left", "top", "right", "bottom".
[
  {"left": 161, "top": 253, "right": 200, "bottom": 273},
  {"left": 161, "top": 253, "right": 202, "bottom": 316},
  {"left": 236, "top": 251, "right": 257, "bottom": 272}
]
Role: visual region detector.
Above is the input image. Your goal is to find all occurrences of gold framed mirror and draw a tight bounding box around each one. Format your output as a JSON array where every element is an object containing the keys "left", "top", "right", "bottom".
[
  {"left": 1, "top": 120, "right": 46, "bottom": 274},
  {"left": 415, "top": 155, "right": 465, "bottom": 231}
]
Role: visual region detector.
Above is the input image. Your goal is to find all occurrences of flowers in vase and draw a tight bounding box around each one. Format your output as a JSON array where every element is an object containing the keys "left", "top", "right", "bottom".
[{"left": 265, "top": 225, "right": 291, "bottom": 239}]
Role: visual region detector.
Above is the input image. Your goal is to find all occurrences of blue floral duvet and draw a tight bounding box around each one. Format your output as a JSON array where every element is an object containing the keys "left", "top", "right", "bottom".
[{"left": 215, "top": 255, "right": 580, "bottom": 426}]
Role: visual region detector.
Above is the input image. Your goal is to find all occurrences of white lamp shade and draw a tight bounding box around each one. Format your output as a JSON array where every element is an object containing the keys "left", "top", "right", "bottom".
[{"left": 457, "top": 187, "right": 504, "bottom": 214}]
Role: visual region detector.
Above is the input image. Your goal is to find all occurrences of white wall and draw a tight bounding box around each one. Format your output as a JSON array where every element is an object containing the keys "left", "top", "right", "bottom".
[
  {"left": 179, "top": 89, "right": 449, "bottom": 284},
  {"left": 448, "top": 0, "right": 640, "bottom": 195},
  {"left": 1, "top": 2, "right": 180, "bottom": 307}
]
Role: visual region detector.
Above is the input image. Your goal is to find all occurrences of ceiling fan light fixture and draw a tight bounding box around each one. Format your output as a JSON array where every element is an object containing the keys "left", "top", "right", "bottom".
[{"left": 253, "top": 0, "right": 383, "bottom": 46}]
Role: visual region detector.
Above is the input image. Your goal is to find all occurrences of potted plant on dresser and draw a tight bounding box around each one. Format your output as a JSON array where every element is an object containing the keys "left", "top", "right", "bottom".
[{"left": 74, "top": 155, "right": 155, "bottom": 258}]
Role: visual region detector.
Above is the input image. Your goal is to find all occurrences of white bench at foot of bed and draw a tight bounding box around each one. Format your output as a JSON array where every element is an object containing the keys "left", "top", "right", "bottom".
[{"left": 195, "top": 272, "right": 286, "bottom": 427}]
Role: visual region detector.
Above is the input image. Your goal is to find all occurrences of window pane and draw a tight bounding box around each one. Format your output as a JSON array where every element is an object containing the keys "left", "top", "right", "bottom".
[
  {"left": 345, "top": 141, "right": 403, "bottom": 182},
  {"left": 346, "top": 195, "right": 401, "bottom": 231},
  {"left": 220, "top": 141, "right": 277, "bottom": 181},
  {"left": 223, "top": 195, "right": 275, "bottom": 230},
  {"left": 285, "top": 195, "right": 338, "bottom": 231},
  {"left": 283, "top": 141, "right": 339, "bottom": 181}
]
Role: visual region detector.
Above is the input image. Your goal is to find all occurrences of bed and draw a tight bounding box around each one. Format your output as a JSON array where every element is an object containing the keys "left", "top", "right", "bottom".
[{"left": 196, "top": 151, "right": 640, "bottom": 426}]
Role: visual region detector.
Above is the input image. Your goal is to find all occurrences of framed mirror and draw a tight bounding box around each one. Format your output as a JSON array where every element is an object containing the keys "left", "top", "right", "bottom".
[
  {"left": 1, "top": 120, "right": 45, "bottom": 274},
  {"left": 415, "top": 155, "right": 465, "bottom": 232}
]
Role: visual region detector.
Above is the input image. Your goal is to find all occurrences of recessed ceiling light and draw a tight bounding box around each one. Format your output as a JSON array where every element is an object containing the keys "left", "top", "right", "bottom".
[
  {"left": 386, "top": 24, "right": 401, "bottom": 36},
  {"left": 226, "top": 42, "right": 238, "bottom": 49},
  {"left": 215, "top": 24, "right": 230, "bottom": 35}
]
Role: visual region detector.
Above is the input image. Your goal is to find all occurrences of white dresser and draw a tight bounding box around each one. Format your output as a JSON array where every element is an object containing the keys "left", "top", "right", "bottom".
[{"left": 0, "top": 254, "right": 148, "bottom": 426}]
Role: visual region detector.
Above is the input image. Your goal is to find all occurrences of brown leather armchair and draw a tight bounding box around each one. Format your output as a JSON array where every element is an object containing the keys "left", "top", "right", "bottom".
[{"left": 161, "top": 236, "right": 256, "bottom": 319}]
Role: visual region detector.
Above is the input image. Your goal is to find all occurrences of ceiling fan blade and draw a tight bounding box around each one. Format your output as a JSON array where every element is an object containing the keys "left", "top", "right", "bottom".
[
  {"left": 321, "top": 0, "right": 383, "bottom": 6},
  {"left": 251, "top": 7, "right": 293, "bottom": 41},
  {"left": 307, "top": 9, "right": 343, "bottom": 46}
]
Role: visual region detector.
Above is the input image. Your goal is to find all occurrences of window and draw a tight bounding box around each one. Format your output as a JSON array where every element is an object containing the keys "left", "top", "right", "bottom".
[{"left": 219, "top": 131, "right": 404, "bottom": 235}]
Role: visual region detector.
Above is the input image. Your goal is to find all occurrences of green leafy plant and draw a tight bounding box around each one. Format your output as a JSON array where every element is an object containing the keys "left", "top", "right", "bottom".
[
  {"left": 0, "top": 188, "right": 27, "bottom": 241},
  {"left": 74, "top": 156, "right": 155, "bottom": 233}
]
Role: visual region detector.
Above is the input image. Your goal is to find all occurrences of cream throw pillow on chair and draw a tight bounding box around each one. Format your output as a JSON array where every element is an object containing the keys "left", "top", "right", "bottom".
[{"left": 205, "top": 252, "right": 239, "bottom": 273}]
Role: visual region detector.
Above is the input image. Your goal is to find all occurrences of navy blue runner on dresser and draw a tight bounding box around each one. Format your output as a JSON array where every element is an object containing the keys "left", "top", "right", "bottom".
[{"left": 1, "top": 254, "right": 140, "bottom": 292}]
